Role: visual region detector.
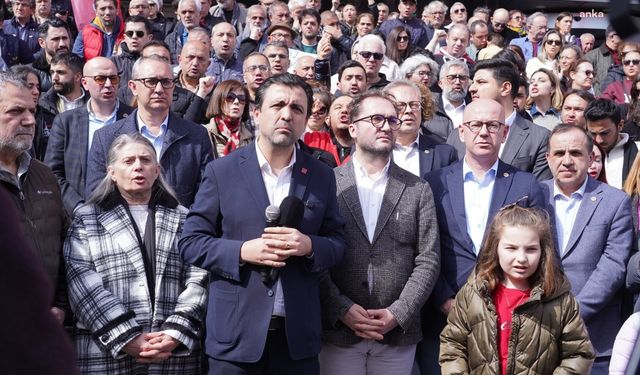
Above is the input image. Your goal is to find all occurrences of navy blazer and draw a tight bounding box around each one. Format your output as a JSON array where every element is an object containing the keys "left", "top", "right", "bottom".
[
  {"left": 179, "top": 143, "right": 345, "bottom": 362},
  {"left": 44, "top": 102, "right": 133, "bottom": 214},
  {"left": 542, "top": 177, "right": 633, "bottom": 357},
  {"left": 418, "top": 131, "right": 458, "bottom": 178},
  {"left": 85, "top": 110, "right": 213, "bottom": 207},
  {"left": 425, "top": 159, "right": 546, "bottom": 308}
]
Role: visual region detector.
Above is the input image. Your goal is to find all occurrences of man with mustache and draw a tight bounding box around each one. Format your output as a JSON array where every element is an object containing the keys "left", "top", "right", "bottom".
[
  {"left": 176, "top": 40, "right": 211, "bottom": 94},
  {"left": 38, "top": 52, "right": 88, "bottom": 159},
  {"left": 85, "top": 55, "right": 213, "bottom": 207},
  {"left": 434, "top": 24, "right": 475, "bottom": 68},
  {"left": 207, "top": 22, "right": 244, "bottom": 84},
  {"left": 430, "top": 60, "right": 470, "bottom": 141},
  {"left": 0, "top": 71, "right": 67, "bottom": 330},
  {"left": 45, "top": 57, "right": 133, "bottom": 215},
  {"left": 164, "top": 0, "right": 202, "bottom": 64},
  {"left": 30, "top": 18, "right": 72, "bottom": 93}
]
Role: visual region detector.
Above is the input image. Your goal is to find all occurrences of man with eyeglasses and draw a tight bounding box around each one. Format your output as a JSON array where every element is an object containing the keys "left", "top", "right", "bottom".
[
  {"left": 422, "top": 1, "right": 447, "bottom": 30},
  {"left": 320, "top": 90, "right": 440, "bottom": 375},
  {"left": 453, "top": 58, "right": 552, "bottom": 181},
  {"left": 111, "top": 16, "right": 152, "bottom": 95},
  {"left": 85, "top": 55, "right": 213, "bottom": 207},
  {"left": 30, "top": 18, "right": 71, "bottom": 93},
  {"left": 263, "top": 41, "right": 290, "bottom": 75},
  {"left": 433, "top": 60, "right": 470, "bottom": 134},
  {"left": 586, "top": 25, "right": 622, "bottom": 96},
  {"left": 489, "top": 8, "right": 519, "bottom": 44},
  {"left": 3, "top": 0, "right": 41, "bottom": 54},
  {"left": 446, "top": 2, "right": 467, "bottom": 29},
  {"left": 128, "top": 0, "right": 151, "bottom": 18},
  {"left": 509, "top": 12, "right": 548, "bottom": 64},
  {"left": 37, "top": 52, "right": 87, "bottom": 159},
  {"left": 384, "top": 79, "right": 457, "bottom": 178},
  {"left": 422, "top": 98, "right": 546, "bottom": 375},
  {"left": 352, "top": 34, "right": 388, "bottom": 90},
  {"left": 243, "top": 53, "right": 272, "bottom": 134},
  {"left": 379, "top": 0, "right": 433, "bottom": 49},
  {"left": 45, "top": 57, "right": 133, "bottom": 214},
  {"left": 72, "top": 0, "right": 124, "bottom": 61}
]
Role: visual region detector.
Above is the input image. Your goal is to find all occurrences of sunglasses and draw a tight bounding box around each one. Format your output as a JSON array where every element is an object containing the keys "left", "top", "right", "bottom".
[
  {"left": 225, "top": 92, "right": 247, "bottom": 104},
  {"left": 86, "top": 75, "right": 120, "bottom": 85},
  {"left": 624, "top": 59, "right": 640, "bottom": 66},
  {"left": 125, "top": 30, "right": 146, "bottom": 38},
  {"left": 492, "top": 22, "right": 506, "bottom": 28},
  {"left": 452, "top": 8, "right": 466, "bottom": 14},
  {"left": 357, "top": 51, "right": 384, "bottom": 61},
  {"left": 546, "top": 40, "right": 562, "bottom": 46},
  {"left": 396, "top": 35, "right": 409, "bottom": 42}
]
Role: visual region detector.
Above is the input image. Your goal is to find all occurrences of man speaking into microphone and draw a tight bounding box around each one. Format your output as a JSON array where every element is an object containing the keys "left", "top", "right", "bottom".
[{"left": 179, "top": 74, "right": 346, "bottom": 375}]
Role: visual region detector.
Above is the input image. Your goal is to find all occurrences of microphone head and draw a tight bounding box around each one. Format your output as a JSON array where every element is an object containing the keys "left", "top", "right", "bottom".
[
  {"left": 265, "top": 205, "right": 280, "bottom": 221},
  {"left": 279, "top": 196, "right": 305, "bottom": 230}
]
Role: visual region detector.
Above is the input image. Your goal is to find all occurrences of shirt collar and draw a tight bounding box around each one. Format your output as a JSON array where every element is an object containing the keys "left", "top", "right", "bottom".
[
  {"left": 57, "top": 88, "right": 86, "bottom": 105},
  {"left": 136, "top": 111, "right": 169, "bottom": 134},
  {"left": 394, "top": 132, "right": 420, "bottom": 151},
  {"left": 462, "top": 157, "right": 499, "bottom": 182},
  {"left": 0, "top": 151, "right": 31, "bottom": 187},
  {"left": 529, "top": 104, "right": 559, "bottom": 117},
  {"left": 505, "top": 109, "right": 517, "bottom": 126},
  {"left": 553, "top": 175, "right": 588, "bottom": 199},
  {"left": 352, "top": 152, "right": 391, "bottom": 181},
  {"left": 442, "top": 95, "right": 466, "bottom": 112},
  {"left": 87, "top": 98, "right": 119, "bottom": 120},
  {"left": 255, "top": 140, "right": 297, "bottom": 175}
]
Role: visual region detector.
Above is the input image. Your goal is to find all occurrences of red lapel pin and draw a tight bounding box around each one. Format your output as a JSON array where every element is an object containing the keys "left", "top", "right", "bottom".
[{"left": 301, "top": 167, "right": 308, "bottom": 175}]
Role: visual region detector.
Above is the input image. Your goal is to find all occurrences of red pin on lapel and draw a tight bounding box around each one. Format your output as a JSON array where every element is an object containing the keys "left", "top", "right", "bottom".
[{"left": 301, "top": 167, "right": 308, "bottom": 175}]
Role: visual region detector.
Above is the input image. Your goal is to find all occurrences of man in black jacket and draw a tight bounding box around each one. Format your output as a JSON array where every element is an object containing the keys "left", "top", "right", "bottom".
[
  {"left": 31, "top": 18, "right": 71, "bottom": 93},
  {"left": 111, "top": 16, "right": 152, "bottom": 96}
]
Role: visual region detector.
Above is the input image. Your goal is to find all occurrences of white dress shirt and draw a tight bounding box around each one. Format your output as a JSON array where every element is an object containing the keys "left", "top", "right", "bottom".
[
  {"left": 553, "top": 177, "right": 588, "bottom": 255},
  {"left": 256, "top": 141, "right": 296, "bottom": 317},
  {"left": 463, "top": 158, "right": 498, "bottom": 254},
  {"left": 442, "top": 95, "right": 466, "bottom": 128},
  {"left": 499, "top": 109, "right": 517, "bottom": 158},
  {"left": 605, "top": 133, "right": 630, "bottom": 189},
  {"left": 87, "top": 99, "right": 119, "bottom": 154},
  {"left": 393, "top": 133, "right": 421, "bottom": 177}
]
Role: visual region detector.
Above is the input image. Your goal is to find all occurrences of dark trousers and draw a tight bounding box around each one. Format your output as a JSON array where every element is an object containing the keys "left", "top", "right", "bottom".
[{"left": 207, "top": 328, "right": 319, "bottom": 375}]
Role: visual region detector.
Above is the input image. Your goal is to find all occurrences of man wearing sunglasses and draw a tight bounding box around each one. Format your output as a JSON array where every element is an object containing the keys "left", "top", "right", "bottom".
[
  {"left": 488, "top": 8, "right": 519, "bottom": 44},
  {"left": 85, "top": 55, "right": 213, "bottom": 207},
  {"left": 352, "top": 34, "right": 388, "bottom": 90},
  {"left": 111, "top": 16, "right": 152, "bottom": 93},
  {"left": 45, "top": 57, "right": 133, "bottom": 215},
  {"left": 321, "top": 90, "right": 440, "bottom": 375},
  {"left": 379, "top": 0, "right": 433, "bottom": 49},
  {"left": 422, "top": 98, "right": 546, "bottom": 375}
]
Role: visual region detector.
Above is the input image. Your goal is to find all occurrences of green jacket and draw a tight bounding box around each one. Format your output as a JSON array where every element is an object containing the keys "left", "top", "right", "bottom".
[{"left": 440, "top": 275, "right": 595, "bottom": 375}]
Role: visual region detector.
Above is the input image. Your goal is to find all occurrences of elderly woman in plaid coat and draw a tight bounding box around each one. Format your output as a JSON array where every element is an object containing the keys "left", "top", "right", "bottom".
[{"left": 64, "top": 133, "right": 208, "bottom": 374}]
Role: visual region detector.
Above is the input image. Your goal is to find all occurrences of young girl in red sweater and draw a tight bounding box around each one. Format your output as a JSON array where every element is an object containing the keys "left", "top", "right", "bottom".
[{"left": 439, "top": 205, "right": 595, "bottom": 374}]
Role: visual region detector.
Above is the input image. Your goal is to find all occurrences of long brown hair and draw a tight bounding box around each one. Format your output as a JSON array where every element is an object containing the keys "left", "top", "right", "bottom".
[
  {"left": 205, "top": 79, "right": 250, "bottom": 121},
  {"left": 475, "top": 205, "right": 564, "bottom": 296}
]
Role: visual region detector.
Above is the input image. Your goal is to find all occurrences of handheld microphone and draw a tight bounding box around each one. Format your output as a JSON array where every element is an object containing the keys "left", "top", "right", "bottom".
[
  {"left": 261, "top": 205, "right": 280, "bottom": 284},
  {"left": 269, "top": 196, "right": 305, "bottom": 281}
]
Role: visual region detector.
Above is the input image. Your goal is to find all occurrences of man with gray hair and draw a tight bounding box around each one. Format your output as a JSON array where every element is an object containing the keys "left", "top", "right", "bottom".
[
  {"left": 4, "top": 0, "right": 41, "bottom": 54},
  {"left": 85, "top": 55, "right": 213, "bottom": 207},
  {"left": 434, "top": 23, "right": 474, "bottom": 67},
  {"left": 422, "top": 1, "right": 447, "bottom": 30},
  {"left": 509, "top": 12, "right": 549, "bottom": 63},
  {"left": 352, "top": 34, "right": 389, "bottom": 89},
  {"left": 447, "top": 2, "right": 467, "bottom": 28},
  {"left": 0, "top": 71, "right": 67, "bottom": 327},
  {"left": 435, "top": 60, "right": 470, "bottom": 131},
  {"left": 580, "top": 32, "right": 595, "bottom": 53},
  {"left": 164, "top": 0, "right": 202, "bottom": 64}
]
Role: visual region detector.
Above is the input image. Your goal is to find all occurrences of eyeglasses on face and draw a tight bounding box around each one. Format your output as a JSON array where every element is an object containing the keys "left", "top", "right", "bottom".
[
  {"left": 353, "top": 114, "right": 403, "bottom": 130},
  {"left": 396, "top": 35, "right": 409, "bottom": 42},
  {"left": 446, "top": 74, "right": 469, "bottom": 83},
  {"left": 394, "top": 100, "right": 422, "bottom": 113},
  {"left": 270, "top": 32, "right": 292, "bottom": 39},
  {"left": 492, "top": 22, "right": 506, "bottom": 29},
  {"left": 357, "top": 51, "right": 384, "bottom": 61},
  {"left": 462, "top": 120, "right": 504, "bottom": 134},
  {"left": 623, "top": 59, "right": 640, "bottom": 66},
  {"left": 225, "top": 92, "right": 247, "bottom": 104},
  {"left": 125, "top": 30, "right": 146, "bottom": 38},
  {"left": 452, "top": 8, "right": 466, "bottom": 14},
  {"left": 546, "top": 40, "right": 562, "bottom": 46},
  {"left": 86, "top": 75, "right": 120, "bottom": 86},
  {"left": 312, "top": 106, "right": 328, "bottom": 116},
  {"left": 244, "top": 64, "right": 269, "bottom": 73},
  {"left": 134, "top": 77, "right": 175, "bottom": 89},
  {"left": 414, "top": 70, "right": 433, "bottom": 77}
]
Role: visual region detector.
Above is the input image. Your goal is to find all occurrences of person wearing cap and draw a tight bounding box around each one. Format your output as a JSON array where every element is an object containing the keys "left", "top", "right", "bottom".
[
  {"left": 379, "top": 0, "right": 433, "bottom": 49},
  {"left": 239, "top": 22, "right": 302, "bottom": 60},
  {"left": 147, "top": 0, "right": 176, "bottom": 40}
]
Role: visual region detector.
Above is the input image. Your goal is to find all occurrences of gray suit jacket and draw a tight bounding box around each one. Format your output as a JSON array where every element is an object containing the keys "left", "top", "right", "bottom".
[
  {"left": 321, "top": 161, "right": 441, "bottom": 346},
  {"left": 542, "top": 177, "right": 633, "bottom": 357},
  {"left": 447, "top": 114, "right": 552, "bottom": 180}
]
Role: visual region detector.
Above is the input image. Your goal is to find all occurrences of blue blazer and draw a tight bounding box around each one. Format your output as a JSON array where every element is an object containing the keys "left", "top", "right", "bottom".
[
  {"left": 84, "top": 110, "right": 213, "bottom": 207},
  {"left": 418, "top": 131, "right": 458, "bottom": 178},
  {"left": 425, "top": 159, "right": 546, "bottom": 307},
  {"left": 542, "top": 177, "right": 633, "bottom": 357},
  {"left": 178, "top": 143, "right": 346, "bottom": 362}
]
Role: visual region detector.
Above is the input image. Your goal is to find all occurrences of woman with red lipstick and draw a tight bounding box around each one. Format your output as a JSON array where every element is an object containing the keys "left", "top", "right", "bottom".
[
  {"left": 525, "top": 68, "right": 563, "bottom": 130},
  {"left": 203, "top": 80, "right": 254, "bottom": 159},
  {"left": 589, "top": 143, "right": 608, "bottom": 183},
  {"left": 440, "top": 205, "right": 595, "bottom": 375}
]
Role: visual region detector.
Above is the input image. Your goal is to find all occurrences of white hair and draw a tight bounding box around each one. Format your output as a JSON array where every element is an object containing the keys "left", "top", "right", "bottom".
[
  {"left": 288, "top": 0, "right": 306, "bottom": 12},
  {"left": 351, "top": 34, "right": 386, "bottom": 55},
  {"left": 178, "top": 0, "right": 202, "bottom": 13}
]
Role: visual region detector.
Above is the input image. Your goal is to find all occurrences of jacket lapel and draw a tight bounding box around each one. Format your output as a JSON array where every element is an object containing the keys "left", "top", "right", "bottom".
[
  {"left": 153, "top": 206, "right": 181, "bottom": 292},
  {"left": 289, "top": 148, "right": 310, "bottom": 201},
  {"left": 160, "top": 113, "right": 187, "bottom": 160},
  {"left": 78, "top": 109, "right": 90, "bottom": 182},
  {"left": 445, "top": 163, "right": 475, "bottom": 253},
  {"left": 563, "top": 178, "right": 602, "bottom": 257},
  {"left": 488, "top": 161, "right": 516, "bottom": 216},
  {"left": 336, "top": 161, "right": 368, "bottom": 240},
  {"left": 371, "top": 163, "right": 406, "bottom": 244},
  {"left": 418, "top": 134, "right": 434, "bottom": 177},
  {"left": 501, "top": 115, "right": 529, "bottom": 164},
  {"left": 239, "top": 143, "right": 270, "bottom": 210}
]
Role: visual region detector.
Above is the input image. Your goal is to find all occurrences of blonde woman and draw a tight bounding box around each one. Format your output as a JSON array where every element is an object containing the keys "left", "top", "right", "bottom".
[
  {"left": 526, "top": 68, "right": 563, "bottom": 130},
  {"left": 525, "top": 30, "right": 563, "bottom": 78}
]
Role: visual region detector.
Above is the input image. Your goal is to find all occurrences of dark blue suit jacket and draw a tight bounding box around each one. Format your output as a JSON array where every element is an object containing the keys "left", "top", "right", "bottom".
[
  {"left": 425, "top": 160, "right": 546, "bottom": 308},
  {"left": 418, "top": 132, "right": 458, "bottom": 178},
  {"left": 85, "top": 110, "right": 213, "bottom": 207},
  {"left": 178, "top": 143, "right": 346, "bottom": 362}
]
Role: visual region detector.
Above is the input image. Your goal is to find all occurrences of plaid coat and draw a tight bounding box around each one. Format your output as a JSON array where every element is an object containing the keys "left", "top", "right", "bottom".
[{"left": 64, "top": 191, "right": 208, "bottom": 374}]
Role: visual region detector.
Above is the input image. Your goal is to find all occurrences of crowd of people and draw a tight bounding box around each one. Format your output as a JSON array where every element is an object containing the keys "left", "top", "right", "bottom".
[{"left": 2, "top": 0, "right": 640, "bottom": 374}]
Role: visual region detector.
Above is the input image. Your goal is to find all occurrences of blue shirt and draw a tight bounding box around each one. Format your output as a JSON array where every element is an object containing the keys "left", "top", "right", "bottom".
[
  {"left": 137, "top": 112, "right": 168, "bottom": 161},
  {"left": 463, "top": 158, "right": 498, "bottom": 254},
  {"left": 87, "top": 99, "right": 119, "bottom": 154},
  {"left": 553, "top": 177, "right": 588, "bottom": 255}
]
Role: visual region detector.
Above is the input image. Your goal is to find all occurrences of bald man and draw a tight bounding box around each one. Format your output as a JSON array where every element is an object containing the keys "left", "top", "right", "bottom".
[
  {"left": 490, "top": 8, "right": 520, "bottom": 43},
  {"left": 177, "top": 40, "right": 211, "bottom": 94},
  {"left": 292, "top": 54, "right": 315, "bottom": 80},
  {"left": 206, "top": 22, "right": 244, "bottom": 84},
  {"left": 418, "top": 98, "right": 546, "bottom": 374},
  {"left": 45, "top": 57, "right": 134, "bottom": 214}
]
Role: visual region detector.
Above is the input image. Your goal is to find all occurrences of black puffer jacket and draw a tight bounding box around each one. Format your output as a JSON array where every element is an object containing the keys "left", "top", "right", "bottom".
[{"left": 29, "top": 50, "right": 53, "bottom": 93}]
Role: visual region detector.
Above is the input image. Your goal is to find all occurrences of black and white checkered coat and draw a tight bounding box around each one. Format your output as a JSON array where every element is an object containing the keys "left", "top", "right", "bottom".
[{"left": 64, "top": 193, "right": 207, "bottom": 374}]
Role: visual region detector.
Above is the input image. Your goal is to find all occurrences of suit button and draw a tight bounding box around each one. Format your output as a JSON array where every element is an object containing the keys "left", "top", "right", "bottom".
[
  {"left": 267, "top": 290, "right": 274, "bottom": 297},
  {"left": 100, "top": 334, "right": 109, "bottom": 343}
]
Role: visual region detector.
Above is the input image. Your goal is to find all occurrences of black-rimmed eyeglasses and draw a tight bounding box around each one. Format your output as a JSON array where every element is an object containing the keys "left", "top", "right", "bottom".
[{"left": 353, "top": 114, "right": 403, "bottom": 130}]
